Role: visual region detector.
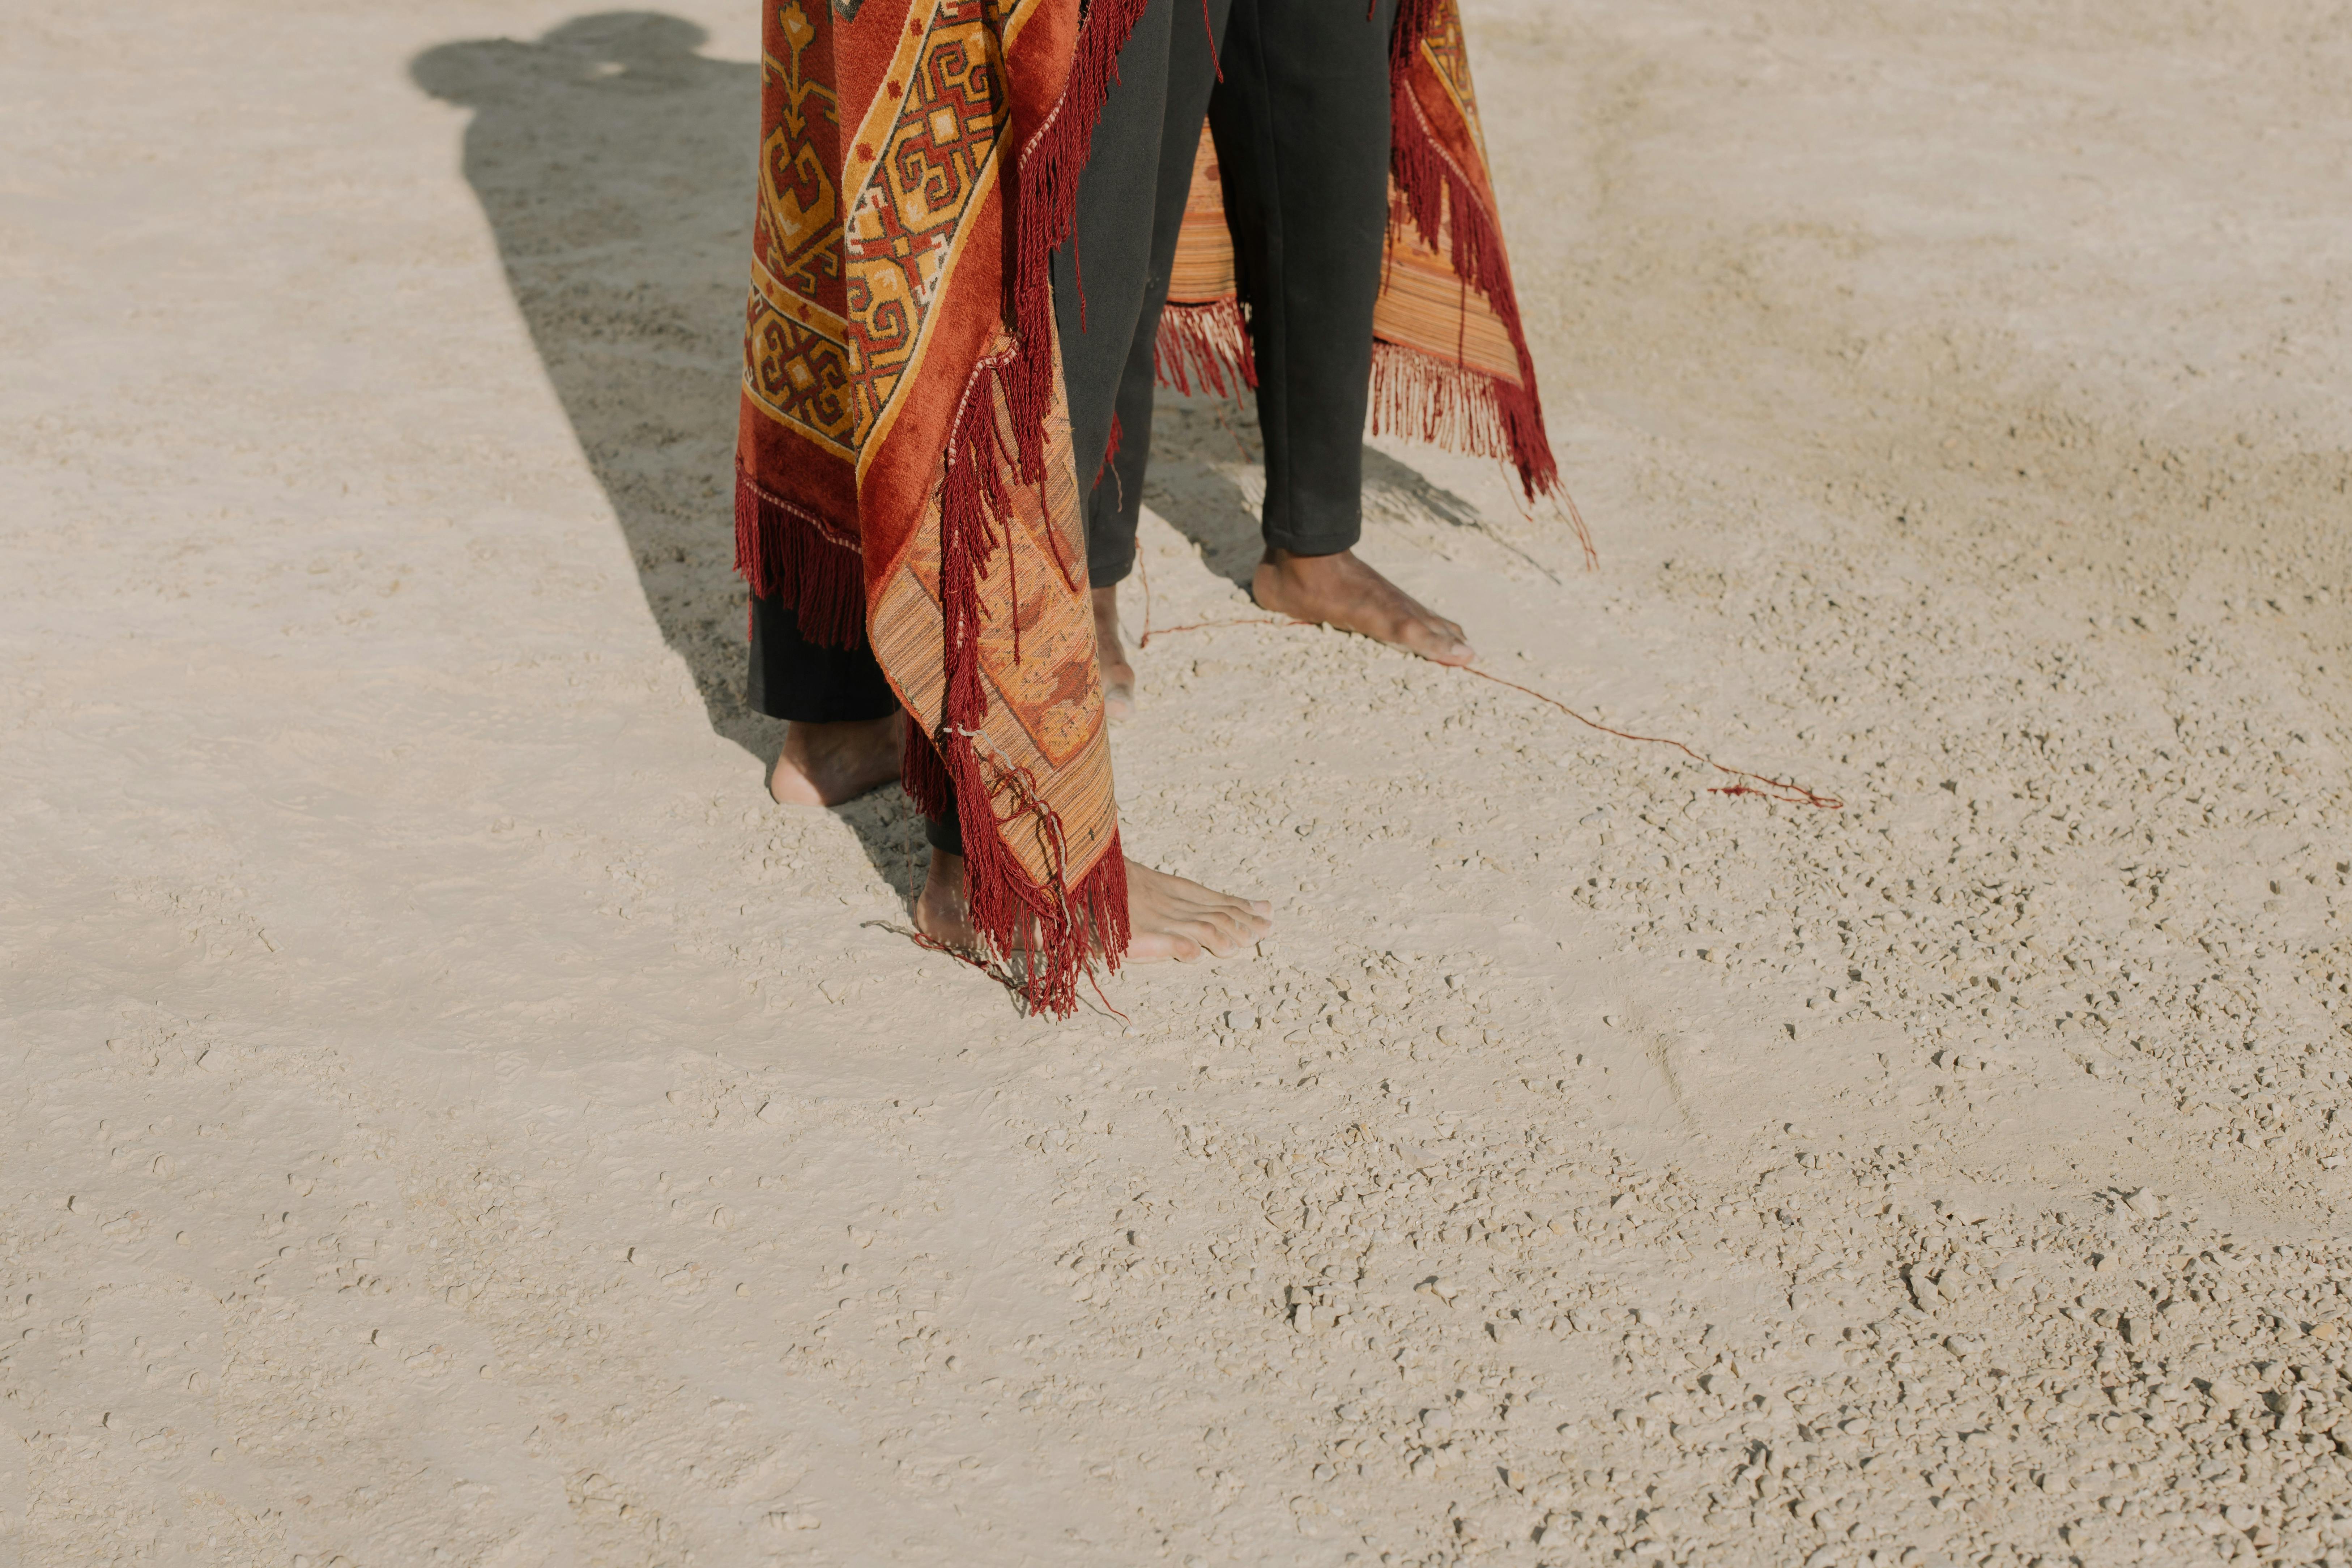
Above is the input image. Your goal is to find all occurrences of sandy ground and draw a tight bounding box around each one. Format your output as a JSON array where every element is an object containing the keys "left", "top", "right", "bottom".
[{"left": 5, "top": 1, "right": 2352, "bottom": 1564}]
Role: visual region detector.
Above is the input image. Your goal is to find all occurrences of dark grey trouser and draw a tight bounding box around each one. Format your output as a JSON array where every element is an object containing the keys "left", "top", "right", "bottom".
[
  {"left": 750, "top": 0, "right": 1399, "bottom": 849},
  {"left": 1058, "top": 0, "right": 1402, "bottom": 586}
]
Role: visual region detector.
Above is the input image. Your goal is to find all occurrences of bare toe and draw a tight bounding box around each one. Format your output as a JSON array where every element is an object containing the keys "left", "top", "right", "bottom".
[
  {"left": 1198, "top": 921, "right": 1252, "bottom": 958},
  {"left": 1190, "top": 895, "right": 1271, "bottom": 954},
  {"left": 1128, "top": 929, "right": 1205, "bottom": 964},
  {"left": 1121, "top": 859, "right": 1273, "bottom": 964},
  {"left": 1255, "top": 549, "right": 1475, "bottom": 667},
  {"left": 1410, "top": 622, "right": 1476, "bottom": 666}
]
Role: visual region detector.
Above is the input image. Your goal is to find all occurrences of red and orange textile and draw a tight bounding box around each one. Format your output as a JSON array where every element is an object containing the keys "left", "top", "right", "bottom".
[
  {"left": 1158, "top": 0, "right": 1580, "bottom": 530},
  {"left": 733, "top": 0, "right": 1571, "bottom": 1014}
]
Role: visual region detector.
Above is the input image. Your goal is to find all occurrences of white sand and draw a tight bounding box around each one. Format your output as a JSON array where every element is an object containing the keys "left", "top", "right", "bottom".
[{"left": 4, "top": 1, "right": 2349, "bottom": 1564}]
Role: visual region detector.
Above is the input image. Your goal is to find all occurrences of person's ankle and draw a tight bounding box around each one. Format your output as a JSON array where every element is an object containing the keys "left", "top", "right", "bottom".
[
  {"left": 1264, "top": 545, "right": 1355, "bottom": 573},
  {"left": 771, "top": 714, "right": 902, "bottom": 806},
  {"left": 914, "top": 849, "right": 975, "bottom": 947},
  {"left": 785, "top": 713, "right": 890, "bottom": 754}
]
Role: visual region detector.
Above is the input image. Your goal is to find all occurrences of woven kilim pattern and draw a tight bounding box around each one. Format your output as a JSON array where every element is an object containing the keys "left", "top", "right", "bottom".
[{"left": 732, "top": 0, "right": 1575, "bottom": 1012}]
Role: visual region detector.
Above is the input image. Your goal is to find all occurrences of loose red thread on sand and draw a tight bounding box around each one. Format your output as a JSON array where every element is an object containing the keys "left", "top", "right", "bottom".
[
  {"left": 874, "top": 918, "right": 1022, "bottom": 988},
  {"left": 1453, "top": 664, "right": 1842, "bottom": 810},
  {"left": 1126, "top": 572, "right": 1841, "bottom": 810},
  {"left": 1138, "top": 613, "right": 1297, "bottom": 648},
  {"left": 875, "top": 919, "right": 1132, "bottom": 1021}
]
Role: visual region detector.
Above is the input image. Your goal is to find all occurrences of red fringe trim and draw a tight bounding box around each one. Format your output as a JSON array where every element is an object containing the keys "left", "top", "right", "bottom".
[
  {"left": 905, "top": 727, "right": 1130, "bottom": 1016},
  {"left": 734, "top": 466, "right": 864, "bottom": 648},
  {"left": 1370, "top": 340, "right": 1594, "bottom": 567},
  {"left": 925, "top": 347, "right": 1131, "bottom": 1016},
  {"left": 894, "top": 0, "right": 1150, "bottom": 1012},
  {"left": 902, "top": 724, "right": 956, "bottom": 822},
  {"left": 1153, "top": 297, "right": 1257, "bottom": 400},
  {"left": 928, "top": 718, "right": 1133, "bottom": 1018},
  {"left": 1385, "top": 2, "right": 1566, "bottom": 513},
  {"left": 1006, "top": 0, "right": 1157, "bottom": 486}
]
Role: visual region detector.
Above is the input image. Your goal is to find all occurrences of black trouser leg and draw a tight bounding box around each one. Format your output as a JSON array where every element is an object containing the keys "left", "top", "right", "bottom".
[
  {"left": 749, "top": 0, "right": 1398, "bottom": 789},
  {"left": 1065, "top": 0, "right": 1400, "bottom": 581},
  {"left": 1053, "top": 0, "right": 1236, "bottom": 588},
  {"left": 748, "top": 595, "right": 897, "bottom": 723},
  {"left": 746, "top": 597, "right": 963, "bottom": 853},
  {"left": 1210, "top": 0, "right": 1399, "bottom": 558}
]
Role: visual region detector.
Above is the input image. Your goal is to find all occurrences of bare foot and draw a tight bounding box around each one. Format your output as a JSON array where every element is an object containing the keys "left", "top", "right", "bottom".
[
  {"left": 1251, "top": 546, "right": 1475, "bottom": 666},
  {"left": 1091, "top": 584, "right": 1135, "bottom": 721},
  {"left": 1124, "top": 860, "right": 1273, "bottom": 962},
  {"left": 915, "top": 847, "right": 976, "bottom": 948},
  {"left": 769, "top": 713, "right": 903, "bottom": 806},
  {"left": 914, "top": 851, "right": 1272, "bottom": 963}
]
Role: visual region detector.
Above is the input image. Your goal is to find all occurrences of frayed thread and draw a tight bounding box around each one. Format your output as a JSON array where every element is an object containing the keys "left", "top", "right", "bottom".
[
  {"left": 734, "top": 466, "right": 864, "bottom": 648},
  {"left": 1368, "top": 340, "right": 1594, "bottom": 568},
  {"left": 925, "top": 350, "right": 1130, "bottom": 1017}
]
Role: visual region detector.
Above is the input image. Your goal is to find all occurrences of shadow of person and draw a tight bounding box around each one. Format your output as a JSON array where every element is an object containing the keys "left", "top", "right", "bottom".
[
  {"left": 1138, "top": 397, "right": 1269, "bottom": 585},
  {"left": 411, "top": 13, "right": 764, "bottom": 751},
  {"left": 411, "top": 13, "right": 926, "bottom": 903},
  {"left": 1141, "top": 393, "right": 1496, "bottom": 588}
]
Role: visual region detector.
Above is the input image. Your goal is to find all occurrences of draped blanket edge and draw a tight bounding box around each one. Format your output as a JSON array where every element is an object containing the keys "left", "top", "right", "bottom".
[{"left": 733, "top": 0, "right": 1574, "bottom": 1016}]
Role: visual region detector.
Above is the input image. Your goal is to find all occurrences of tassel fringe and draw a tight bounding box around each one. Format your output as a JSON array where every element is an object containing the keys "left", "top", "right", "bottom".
[
  {"left": 1007, "top": 0, "right": 1158, "bottom": 486},
  {"left": 905, "top": 723, "right": 1130, "bottom": 1018},
  {"left": 1369, "top": 341, "right": 1594, "bottom": 567},
  {"left": 734, "top": 466, "right": 864, "bottom": 648},
  {"left": 1385, "top": 1, "right": 1568, "bottom": 514},
  {"left": 1153, "top": 297, "right": 1257, "bottom": 400},
  {"left": 924, "top": 348, "right": 1130, "bottom": 1016},
  {"left": 932, "top": 0, "right": 1150, "bottom": 1006},
  {"left": 901, "top": 724, "right": 956, "bottom": 822}
]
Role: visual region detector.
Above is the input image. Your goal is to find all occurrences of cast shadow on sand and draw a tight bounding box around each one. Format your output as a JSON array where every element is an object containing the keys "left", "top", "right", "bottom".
[
  {"left": 410, "top": 12, "right": 922, "bottom": 895},
  {"left": 1141, "top": 397, "right": 1489, "bottom": 585},
  {"left": 410, "top": 12, "right": 1488, "bottom": 900}
]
